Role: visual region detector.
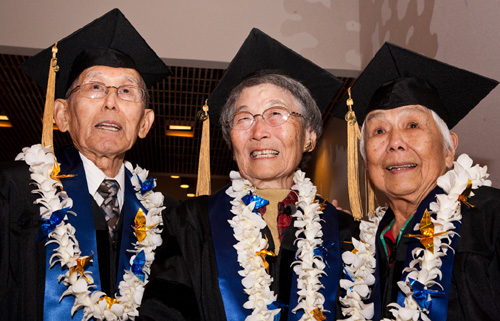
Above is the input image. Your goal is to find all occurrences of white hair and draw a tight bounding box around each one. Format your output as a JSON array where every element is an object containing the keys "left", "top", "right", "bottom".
[{"left": 359, "top": 108, "right": 453, "bottom": 161}]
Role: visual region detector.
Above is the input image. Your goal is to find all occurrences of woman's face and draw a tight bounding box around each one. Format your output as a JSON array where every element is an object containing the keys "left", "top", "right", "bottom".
[{"left": 230, "top": 83, "right": 316, "bottom": 189}]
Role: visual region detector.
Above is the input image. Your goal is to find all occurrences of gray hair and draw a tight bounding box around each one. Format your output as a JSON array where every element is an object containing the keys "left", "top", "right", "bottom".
[
  {"left": 219, "top": 73, "right": 323, "bottom": 150},
  {"left": 359, "top": 108, "right": 453, "bottom": 161}
]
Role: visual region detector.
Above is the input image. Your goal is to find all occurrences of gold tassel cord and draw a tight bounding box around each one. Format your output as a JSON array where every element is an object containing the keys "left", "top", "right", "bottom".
[
  {"left": 196, "top": 100, "right": 211, "bottom": 196},
  {"left": 41, "top": 43, "right": 59, "bottom": 149}
]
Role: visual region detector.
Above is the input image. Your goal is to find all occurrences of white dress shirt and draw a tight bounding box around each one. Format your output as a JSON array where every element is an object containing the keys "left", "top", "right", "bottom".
[{"left": 79, "top": 152, "right": 125, "bottom": 211}]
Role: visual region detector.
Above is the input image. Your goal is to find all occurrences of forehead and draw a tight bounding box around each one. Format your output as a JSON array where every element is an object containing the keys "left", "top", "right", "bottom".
[
  {"left": 236, "top": 83, "right": 298, "bottom": 110},
  {"left": 365, "top": 105, "right": 432, "bottom": 124},
  {"left": 77, "top": 65, "right": 141, "bottom": 84}
]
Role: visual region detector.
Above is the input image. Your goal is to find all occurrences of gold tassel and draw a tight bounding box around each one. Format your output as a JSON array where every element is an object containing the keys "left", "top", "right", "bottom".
[
  {"left": 344, "top": 88, "right": 376, "bottom": 220},
  {"left": 345, "top": 88, "right": 363, "bottom": 220},
  {"left": 196, "top": 100, "right": 211, "bottom": 196},
  {"left": 41, "top": 43, "right": 59, "bottom": 149}
]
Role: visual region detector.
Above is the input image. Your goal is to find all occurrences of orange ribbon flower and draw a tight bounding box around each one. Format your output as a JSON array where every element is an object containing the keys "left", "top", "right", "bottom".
[
  {"left": 459, "top": 179, "right": 476, "bottom": 209},
  {"left": 69, "top": 252, "right": 94, "bottom": 283},
  {"left": 50, "top": 160, "right": 76, "bottom": 188},
  {"left": 311, "top": 308, "right": 326, "bottom": 320}
]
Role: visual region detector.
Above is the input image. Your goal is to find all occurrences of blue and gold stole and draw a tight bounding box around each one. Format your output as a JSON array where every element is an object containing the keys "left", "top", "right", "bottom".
[
  {"left": 208, "top": 189, "right": 342, "bottom": 320},
  {"left": 42, "top": 146, "right": 146, "bottom": 320},
  {"left": 372, "top": 187, "right": 462, "bottom": 320}
]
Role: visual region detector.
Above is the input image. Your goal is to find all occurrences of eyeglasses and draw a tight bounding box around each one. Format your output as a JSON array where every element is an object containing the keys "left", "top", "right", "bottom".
[
  {"left": 230, "top": 106, "right": 303, "bottom": 131},
  {"left": 67, "top": 81, "right": 146, "bottom": 102}
]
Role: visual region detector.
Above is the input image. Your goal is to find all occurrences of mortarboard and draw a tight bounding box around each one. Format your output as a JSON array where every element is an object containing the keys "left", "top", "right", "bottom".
[
  {"left": 207, "top": 28, "right": 343, "bottom": 125},
  {"left": 332, "top": 42, "right": 498, "bottom": 128},
  {"left": 195, "top": 28, "right": 343, "bottom": 196},
  {"left": 20, "top": 8, "right": 171, "bottom": 99}
]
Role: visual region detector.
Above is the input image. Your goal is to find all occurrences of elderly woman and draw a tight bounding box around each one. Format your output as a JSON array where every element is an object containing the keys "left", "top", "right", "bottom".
[
  {"left": 141, "top": 29, "right": 359, "bottom": 321},
  {"left": 336, "top": 43, "right": 500, "bottom": 321}
]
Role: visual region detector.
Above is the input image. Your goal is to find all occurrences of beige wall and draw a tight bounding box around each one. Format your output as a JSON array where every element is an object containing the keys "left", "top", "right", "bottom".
[
  {"left": 0, "top": 0, "right": 360, "bottom": 75},
  {"left": 311, "top": 0, "right": 500, "bottom": 211},
  {"left": 1, "top": 0, "right": 499, "bottom": 209}
]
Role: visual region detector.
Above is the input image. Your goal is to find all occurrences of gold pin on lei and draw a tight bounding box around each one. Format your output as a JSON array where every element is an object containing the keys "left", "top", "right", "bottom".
[
  {"left": 405, "top": 209, "right": 449, "bottom": 253},
  {"left": 256, "top": 235, "right": 276, "bottom": 273}
]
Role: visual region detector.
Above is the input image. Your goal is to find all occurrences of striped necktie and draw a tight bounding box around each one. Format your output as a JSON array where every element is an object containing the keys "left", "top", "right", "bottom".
[{"left": 97, "top": 179, "right": 120, "bottom": 238}]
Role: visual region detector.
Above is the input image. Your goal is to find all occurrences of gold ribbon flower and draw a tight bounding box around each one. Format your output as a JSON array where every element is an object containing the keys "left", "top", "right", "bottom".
[
  {"left": 256, "top": 235, "right": 276, "bottom": 274},
  {"left": 134, "top": 208, "right": 159, "bottom": 243},
  {"left": 405, "top": 209, "right": 449, "bottom": 253},
  {"left": 99, "top": 296, "right": 117, "bottom": 309}
]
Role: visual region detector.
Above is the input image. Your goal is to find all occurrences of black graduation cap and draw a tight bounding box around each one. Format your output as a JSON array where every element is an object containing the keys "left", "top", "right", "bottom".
[
  {"left": 207, "top": 28, "right": 343, "bottom": 125},
  {"left": 20, "top": 8, "right": 171, "bottom": 99},
  {"left": 332, "top": 42, "right": 498, "bottom": 128}
]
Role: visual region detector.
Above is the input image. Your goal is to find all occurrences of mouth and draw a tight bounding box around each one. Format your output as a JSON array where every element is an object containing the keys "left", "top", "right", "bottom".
[
  {"left": 250, "top": 149, "right": 279, "bottom": 159},
  {"left": 95, "top": 121, "right": 122, "bottom": 131},
  {"left": 386, "top": 164, "right": 417, "bottom": 172}
]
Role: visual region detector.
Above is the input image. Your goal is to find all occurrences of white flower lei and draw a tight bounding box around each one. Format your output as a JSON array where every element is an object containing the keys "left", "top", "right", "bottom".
[
  {"left": 339, "top": 154, "right": 491, "bottom": 321},
  {"left": 16, "top": 144, "right": 164, "bottom": 320},
  {"left": 226, "top": 170, "right": 327, "bottom": 321}
]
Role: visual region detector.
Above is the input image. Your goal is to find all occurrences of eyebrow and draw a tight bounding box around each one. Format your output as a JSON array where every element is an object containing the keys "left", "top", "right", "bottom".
[
  {"left": 365, "top": 105, "right": 429, "bottom": 123},
  {"left": 83, "top": 71, "right": 140, "bottom": 85}
]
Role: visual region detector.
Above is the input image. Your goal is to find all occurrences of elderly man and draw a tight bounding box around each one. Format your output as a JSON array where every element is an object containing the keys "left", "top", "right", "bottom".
[
  {"left": 0, "top": 9, "right": 189, "bottom": 321},
  {"left": 334, "top": 43, "right": 500, "bottom": 321}
]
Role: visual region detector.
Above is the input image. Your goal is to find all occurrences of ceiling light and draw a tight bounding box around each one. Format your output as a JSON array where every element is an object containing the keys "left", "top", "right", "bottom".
[
  {"left": 186, "top": 193, "right": 195, "bottom": 198},
  {"left": 180, "top": 184, "right": 189, "bottom": 189},
  {"left": 170, "top": 175, "right": 180, "bottom": 179},
  {"left": 169, "top": 125, "right": 192, "bottom": 131},
  {"left": 0, "top": 115, "right": 12, "bottom": 128}
]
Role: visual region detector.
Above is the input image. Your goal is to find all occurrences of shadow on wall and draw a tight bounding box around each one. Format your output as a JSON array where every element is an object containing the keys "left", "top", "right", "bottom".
[{"left": 360, "top": 0, "right": 438, "bottom": 64}]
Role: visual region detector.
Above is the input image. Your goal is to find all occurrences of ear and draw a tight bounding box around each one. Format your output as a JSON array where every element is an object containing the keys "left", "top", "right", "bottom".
[
  {"left": 138, "top": 109, "right": 154, "bottom": 138},
  {"left": 445, "top": 132, "right": 459, "bottom": 168},
  {"left": 54, "top": 99, "right": 70, "bottom": 132},
  {"left": 304, "top": 127, "right": 318, "bottom": 152}
]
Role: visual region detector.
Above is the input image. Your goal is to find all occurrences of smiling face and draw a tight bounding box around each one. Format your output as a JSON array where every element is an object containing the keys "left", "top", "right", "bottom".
[
  {"left": 230, "top": 83, "right": 316, "bottom": 189},
  {"left": 54, "top": 65, "right": 154, "bottom": 161},
  {"left": 363, "top": 105, "right": 456, "bottom": 206}
]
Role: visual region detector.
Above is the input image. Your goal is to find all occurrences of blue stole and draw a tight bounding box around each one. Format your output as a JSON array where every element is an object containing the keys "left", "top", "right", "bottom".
[
  {"left": 42, "top": 147, "right": 145, "bottom": 320},
  {"left": 373, "top": 187, "right": 461, "bottom": 320},
  {"left": 208, "top": 189, "right": 342, "bottom": 320}
]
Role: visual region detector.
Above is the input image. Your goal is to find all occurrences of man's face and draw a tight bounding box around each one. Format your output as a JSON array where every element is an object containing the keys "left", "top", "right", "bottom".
[
  {"left": 55, "top": 65, "right": 154, "bottom": 159},
  {"left": 363, "top": 105, "right": 455, "bottom": 204}
]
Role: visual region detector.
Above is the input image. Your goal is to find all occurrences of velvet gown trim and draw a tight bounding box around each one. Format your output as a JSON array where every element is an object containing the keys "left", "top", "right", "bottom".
[{"left": 207, "top": 188, "right": 343, "bottom": 320}]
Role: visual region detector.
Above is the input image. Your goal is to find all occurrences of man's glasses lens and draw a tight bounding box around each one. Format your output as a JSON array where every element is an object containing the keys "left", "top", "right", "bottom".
[{"left": 77, "top": 82, "right": 144, "bottom": 102}]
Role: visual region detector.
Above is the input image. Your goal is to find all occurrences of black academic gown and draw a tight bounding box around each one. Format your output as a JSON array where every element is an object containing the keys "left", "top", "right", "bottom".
[
  {"left": 143, "top": 185, "right": 359, "bottom": 321},
  {"left": 0, "top": 145, "right": 185, "bottom": 321},
  {"left": 373, "top": 185, "right": 500, "bottom": 321}
]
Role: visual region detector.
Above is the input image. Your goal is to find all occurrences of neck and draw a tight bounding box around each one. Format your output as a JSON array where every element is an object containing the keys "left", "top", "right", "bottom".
[
  {"left": 248, "top": 175, "right": 294, "bottom": 190},
  {"left": 80, "top": 151, "right": 124, "bottom": 177}
]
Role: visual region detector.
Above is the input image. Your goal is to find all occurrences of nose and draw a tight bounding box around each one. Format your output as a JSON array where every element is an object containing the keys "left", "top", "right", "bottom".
[
  {"left": 250, "top": 114, "right": 269, "bottom": 140},
  {"left": 387, "top": 129, "right": 407, "bottom": 152},
  {"left": 103, "top": 86, "right": 119, "bottom": 110}
]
